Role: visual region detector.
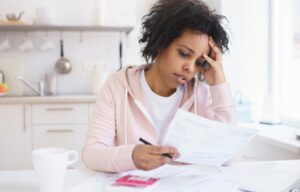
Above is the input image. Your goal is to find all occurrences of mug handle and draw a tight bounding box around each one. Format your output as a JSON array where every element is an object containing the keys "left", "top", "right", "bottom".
[{"left": 66, "top": 150, "right": 78, "bottom": 166}]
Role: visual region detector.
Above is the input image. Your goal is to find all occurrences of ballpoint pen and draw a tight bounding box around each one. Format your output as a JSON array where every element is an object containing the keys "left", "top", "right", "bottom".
[{"left": 139, "top": 138, "right": 173, "bottom": 159}]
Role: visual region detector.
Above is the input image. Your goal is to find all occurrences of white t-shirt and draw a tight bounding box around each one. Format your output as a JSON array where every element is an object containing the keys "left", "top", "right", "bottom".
[{"left": 140, "top": 70, "right": 184, "bottom": 136}]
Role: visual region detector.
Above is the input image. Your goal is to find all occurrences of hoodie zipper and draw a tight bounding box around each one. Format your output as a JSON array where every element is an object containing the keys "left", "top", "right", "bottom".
[
  {"left": 133, "top": 100, "right": 156, "bottom": 127},
  {"left": 133, "top": 100, "right": 158, "bottom": 138}
]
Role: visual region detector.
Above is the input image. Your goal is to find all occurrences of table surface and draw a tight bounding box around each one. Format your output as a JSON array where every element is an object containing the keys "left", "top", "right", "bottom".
[{"left": 1, "top": 160, "right": 300, "bottom": 192}]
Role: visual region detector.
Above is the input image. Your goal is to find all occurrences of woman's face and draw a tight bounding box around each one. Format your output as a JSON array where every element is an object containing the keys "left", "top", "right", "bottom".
[{"left": 155, "top": 30, "right": 210, "bottom": 90}]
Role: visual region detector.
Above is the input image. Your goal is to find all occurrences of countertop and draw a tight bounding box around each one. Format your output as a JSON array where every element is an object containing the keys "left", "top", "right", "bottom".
[
  {"left": 1, "top": 160, "right": 300, "bottom": 192},
  {"left": 0, "top": 95, "right": 97, "bottom": 104},
  {"left": 239, "top": 122, "right": 300, "bottom": 154}
]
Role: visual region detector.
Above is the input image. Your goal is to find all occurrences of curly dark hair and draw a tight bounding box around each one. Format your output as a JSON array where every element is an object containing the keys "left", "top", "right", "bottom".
[{"left": 139, "top": 0, "right": 229, "bottom": 64}]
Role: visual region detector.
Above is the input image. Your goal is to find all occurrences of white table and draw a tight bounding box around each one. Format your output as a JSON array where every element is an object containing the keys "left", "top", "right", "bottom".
[{"left": 1, "top": 160, "right": 300, "bottom": 192}]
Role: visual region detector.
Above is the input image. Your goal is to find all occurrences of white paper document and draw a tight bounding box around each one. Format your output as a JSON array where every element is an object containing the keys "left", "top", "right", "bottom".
[
  {"left": 160, "top": 109, "right": 257, "bottom": 166},
  {"left": 121, "top": 164, "right": 187, "bottom": 178}
]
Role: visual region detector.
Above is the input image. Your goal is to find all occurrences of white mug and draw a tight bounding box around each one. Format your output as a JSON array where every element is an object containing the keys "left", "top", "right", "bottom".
[
  {"left": 34, "top": 7, "right": 55, "bottom": 25},
  {"left": 32, "top": 148, "right": 78, "bottom": 192}
]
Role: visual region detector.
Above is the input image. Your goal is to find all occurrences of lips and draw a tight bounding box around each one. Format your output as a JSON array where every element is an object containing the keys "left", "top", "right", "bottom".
[{"left": 174, "top": 73, "right": 188, "bottom": 84}]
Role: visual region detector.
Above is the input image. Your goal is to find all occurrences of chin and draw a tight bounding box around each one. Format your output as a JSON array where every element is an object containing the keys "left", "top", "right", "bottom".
[{"left": 170, "top": 82, "right": 181, "bottom": 89}]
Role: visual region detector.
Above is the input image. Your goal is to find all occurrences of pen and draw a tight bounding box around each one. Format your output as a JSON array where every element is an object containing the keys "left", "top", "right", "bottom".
[{"left": 139, "top": 138, "right": 173, "bottom": 159}]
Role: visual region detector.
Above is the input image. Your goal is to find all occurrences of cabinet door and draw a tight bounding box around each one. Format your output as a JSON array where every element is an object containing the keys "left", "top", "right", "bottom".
[
  {"left": 0, "top": 105, "right": 32, "bottom": 170},
  {"left": 32, "top": 124, "right": 87, "bottom": 160},
  {"left": 32, "top": 104, "right": 89, "bottom": 125}
]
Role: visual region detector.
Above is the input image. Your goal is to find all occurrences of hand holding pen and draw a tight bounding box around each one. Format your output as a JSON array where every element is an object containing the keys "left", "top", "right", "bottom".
[
  {"left": 131, "top": 138, "right": 180, "bottom": 171},
  {"left": 139, "top": 138, "right": 173, "bottom": 158}
]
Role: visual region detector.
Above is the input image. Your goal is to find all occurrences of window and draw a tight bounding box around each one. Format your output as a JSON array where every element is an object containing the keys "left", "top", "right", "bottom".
[{"left": 272, "top": 0, "right": 300, "bottom": 127}]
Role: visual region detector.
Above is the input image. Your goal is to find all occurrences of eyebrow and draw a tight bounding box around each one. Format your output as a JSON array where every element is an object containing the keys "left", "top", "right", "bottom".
[{"left": 177, "top": 44, "right": 195, "bottom": 54}]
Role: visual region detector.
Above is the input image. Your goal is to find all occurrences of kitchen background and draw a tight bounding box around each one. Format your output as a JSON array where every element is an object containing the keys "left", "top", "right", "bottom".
[
  {"left": 0, "top": 0, "right": 299, "bottom": 170},
  {"left": 0, "top": 0, "right": 298, "bottom": 123}
]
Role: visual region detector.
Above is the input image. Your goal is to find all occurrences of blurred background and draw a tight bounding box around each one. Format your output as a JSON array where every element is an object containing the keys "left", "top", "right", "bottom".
[
  {"left": 0, "top": 0, "right": 299, "bottom": 170},
  {"left": 0, "top": 0, "right": 298, "bottom": 125}
]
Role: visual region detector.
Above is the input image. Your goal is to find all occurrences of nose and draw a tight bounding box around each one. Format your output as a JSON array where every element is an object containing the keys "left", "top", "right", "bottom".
[{"left": 182, "top": 61, "right": 195, "bottom": 74}]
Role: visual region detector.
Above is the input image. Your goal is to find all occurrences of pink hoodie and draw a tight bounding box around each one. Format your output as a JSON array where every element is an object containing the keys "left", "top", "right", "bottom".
[{"left": 82, "top": 65, "right": 235, "bottom": 172}]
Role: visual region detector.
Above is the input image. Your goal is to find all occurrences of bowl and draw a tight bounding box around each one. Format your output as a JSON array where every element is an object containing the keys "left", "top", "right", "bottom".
[{"left": 6, "top": 11, "right": 24, "bottom": 21}]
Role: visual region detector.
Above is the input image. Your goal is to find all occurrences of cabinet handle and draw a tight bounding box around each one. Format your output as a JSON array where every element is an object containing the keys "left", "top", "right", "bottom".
[
  {"left": 46, "top": 129, "right": 74, "bottom": 133},
  {"left": 46, "top": 107, "right": 74, "bottom": 111}
]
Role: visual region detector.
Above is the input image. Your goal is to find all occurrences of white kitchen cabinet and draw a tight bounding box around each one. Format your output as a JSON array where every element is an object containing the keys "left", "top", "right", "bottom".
[
  {"left": 32, "top": 125, "right": 86, "bottom": 154},
  {"left": 32, "top": 104, "right": 89, "bottom": 125},
  {"left": 0, "top": 104, "right": 32, "bottom": 170},
  {"left": 32, "top": 104, "right": 89, "bottom": 167}
]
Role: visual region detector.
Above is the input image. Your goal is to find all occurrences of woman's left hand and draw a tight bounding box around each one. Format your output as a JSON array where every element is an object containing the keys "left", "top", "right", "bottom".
[{"left": 198, "top": 37, "right": 226, "bottom": 86}]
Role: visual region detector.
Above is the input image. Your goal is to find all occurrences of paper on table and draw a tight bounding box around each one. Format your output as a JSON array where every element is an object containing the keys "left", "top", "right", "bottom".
[
  {"left": 222, "top": 161, "right": 300, "bottom": 192},
  {"left": 160, "top": 109, "right": 257, "bottom": 166},
  {"left": 69, "top": 172, "right": 118, "bottom": 192},
  {"left": 121, "top": 164, "right": 187, "bottom": 178},
  {"left": 181, "top": 177, "right": 239, "bottom": 192},
  {"left": 123, "top": 164, "right": 213, "bottom": 192},
  {"left": 68, "top": 164, "right": 240, "bottom": 192},
  {"left": 154, "top": 173, "right": 212, "bottom": 192}
]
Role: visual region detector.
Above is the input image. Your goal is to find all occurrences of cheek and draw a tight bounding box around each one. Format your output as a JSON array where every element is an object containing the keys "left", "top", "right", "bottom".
[
  {"left": 169, "top": 51, "right": 187, "bottom": 66},
  {"left": 162, "top": 51, "right": 180, "bottom": 68}
]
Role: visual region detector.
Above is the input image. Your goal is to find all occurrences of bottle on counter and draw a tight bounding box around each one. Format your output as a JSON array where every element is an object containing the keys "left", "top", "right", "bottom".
[
  {"left": 0, "top": 70, "right": 5, "bottom": 84},
  {"left": 45, "top": 72, "right": 57, "bottom": 95}
]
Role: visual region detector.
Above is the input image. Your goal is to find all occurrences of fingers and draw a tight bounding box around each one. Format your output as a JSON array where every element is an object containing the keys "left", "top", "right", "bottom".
[
  {"left": 132, "top": 145, "right": 180, "bottom": 171},
  {"left": 149, "top": 146, "right": 179, "bottom": 158},
  {"left": 203, "top": 37, "right": 222, "bottom": 68},
  {"left": 203, "top": 54, "right": 215, "bottom": 67},
  {"left": 169, "top": 161, "right": 190, "bottom": 166},
  {"left": 208, "top": 37, "right": 221, "bottom": 60},
  {"left": 140, "top": 153, "right": 172, "bottom": 170}
]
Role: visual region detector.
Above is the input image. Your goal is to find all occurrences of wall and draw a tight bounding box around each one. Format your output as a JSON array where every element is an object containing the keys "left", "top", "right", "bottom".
[
  {"left": 220, "top": 0, "right": 269, "bottom": 121},
  {"left": 0, "top": 0, "right": 155, "bottom": 95},
  {"left": 0, "top": 0, "right": 270, "bottom": 120},
  {"left": 293, "top": 0, "right": 300, "bottom": 33}
]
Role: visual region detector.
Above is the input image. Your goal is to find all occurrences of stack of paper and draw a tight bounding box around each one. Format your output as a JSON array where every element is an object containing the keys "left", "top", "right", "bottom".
[{"left": 160, "top": 109, "right": 258, "bottom": 166}]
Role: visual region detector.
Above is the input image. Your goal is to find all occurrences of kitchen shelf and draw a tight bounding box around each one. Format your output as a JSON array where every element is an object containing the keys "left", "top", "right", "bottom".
[
  {"left": 0, "top": 24, "right": 133, "bottom": 69},
  {"left": 0, "top": 24, "right": 133, "bottom": 34}
]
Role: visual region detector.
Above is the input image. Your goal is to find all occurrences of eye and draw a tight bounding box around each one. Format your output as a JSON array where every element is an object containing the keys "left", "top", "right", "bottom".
[
  {"left": 178, "top": 50, "right": 190, "bottom": 58},
  {"left": 195, "top": 59, "right": 206, "bottom": 67},
  {"left": 196, "top": 60, "right": 210, "bottom": 69}
]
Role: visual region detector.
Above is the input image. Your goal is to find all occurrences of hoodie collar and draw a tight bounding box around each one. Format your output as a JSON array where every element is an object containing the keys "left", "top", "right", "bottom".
[
  {"left": 116, "top": 64, "right": 148, "bottom": 103},
  {"left": 116, "top": 64, "right": 198, "bottom": 107}
]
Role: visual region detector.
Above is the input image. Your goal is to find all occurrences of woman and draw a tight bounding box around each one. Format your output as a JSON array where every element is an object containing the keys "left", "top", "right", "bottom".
[{"left": 82, "top": 0, "right": 235, "bottom": 172}]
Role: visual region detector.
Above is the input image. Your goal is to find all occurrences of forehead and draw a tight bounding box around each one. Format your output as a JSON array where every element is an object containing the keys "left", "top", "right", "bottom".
[{"left": 173, "top": 30, "right": 210, "bottom": 53}]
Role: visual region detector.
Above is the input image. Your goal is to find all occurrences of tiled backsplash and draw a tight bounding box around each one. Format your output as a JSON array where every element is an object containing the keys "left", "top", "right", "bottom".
[
  {"left": 0, "top": 0, "right": 152, "bottom": 96},
  {"left": 0, "top": 31, "right": 123, "bottom": 96}
]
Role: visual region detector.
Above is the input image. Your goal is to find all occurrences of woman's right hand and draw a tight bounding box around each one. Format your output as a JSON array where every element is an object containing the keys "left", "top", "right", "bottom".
[{"left": 132, "top": 144, "right": 180, "bottom": 170}]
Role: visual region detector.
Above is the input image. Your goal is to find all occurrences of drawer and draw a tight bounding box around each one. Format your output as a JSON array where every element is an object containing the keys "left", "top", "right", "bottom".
[
  {"left": 32, "top": 104, "right": 89, "bottom": 125},
  {"left": 32, "top": 125, "right": 87, "bottom": 159}
]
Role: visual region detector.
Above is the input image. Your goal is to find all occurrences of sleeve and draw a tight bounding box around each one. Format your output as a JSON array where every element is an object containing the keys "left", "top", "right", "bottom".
[
  {"left": 199, "top": 83, "right": 236, "bottom": 124},
  {"left": 81, "top": 76, "right": 137, "bottom": 172}
]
